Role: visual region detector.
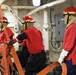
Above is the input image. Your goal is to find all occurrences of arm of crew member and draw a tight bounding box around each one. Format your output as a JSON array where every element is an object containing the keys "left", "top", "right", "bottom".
[{"left": 17, "top": 32, "right": 27, "bottom": 41}]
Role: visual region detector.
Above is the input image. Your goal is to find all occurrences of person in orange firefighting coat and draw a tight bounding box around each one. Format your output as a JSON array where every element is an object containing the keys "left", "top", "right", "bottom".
[
  {"left": 17, "top": 15, "right": 46, "bottom": 75},
  {"left": 58, "top": 6, "right": 76, "bottom": 75}
]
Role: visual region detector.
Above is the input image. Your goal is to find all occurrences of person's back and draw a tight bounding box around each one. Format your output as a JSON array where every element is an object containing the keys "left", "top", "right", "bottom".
[{"left": 24, "top": 27, "right": 44, "bottom": 54}]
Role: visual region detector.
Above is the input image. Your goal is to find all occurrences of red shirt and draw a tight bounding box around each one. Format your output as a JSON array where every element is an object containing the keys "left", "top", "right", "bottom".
[
  {"left": 24, "top": 27, "right": 44, "bottom": 54},
  {"left": 4, "top": 27, "right": 14, "bottom": 37},
  {"left": 0, "top": 27, "right": 14, "bottom": 43},
  {"left": 63, "top": 23, "right": 76, "bottom": 65}
]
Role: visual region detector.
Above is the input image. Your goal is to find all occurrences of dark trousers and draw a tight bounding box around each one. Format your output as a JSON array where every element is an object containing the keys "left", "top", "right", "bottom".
[
  {"left": 64, "top": 59, "right": 76, "bottom": 75},
  {"left": 17, "top": 46, "right": 30, "bottom": 67},
  {"left": 25, "top": 50, "right": 46, "bottom": 75}
]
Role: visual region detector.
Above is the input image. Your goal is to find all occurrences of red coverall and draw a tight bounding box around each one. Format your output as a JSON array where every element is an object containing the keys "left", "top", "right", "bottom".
[
  {"left": 63, "top": 23, "right": 76, "bottom": 75},
  {"left": 63, "top": 23, "right": 76, "bottom": 65},
  {"left": 17, "top": 27, "right": 46, "bottom": 75},
  {"left": 0, "top": 27, "right": 14, "bottom": 75}
]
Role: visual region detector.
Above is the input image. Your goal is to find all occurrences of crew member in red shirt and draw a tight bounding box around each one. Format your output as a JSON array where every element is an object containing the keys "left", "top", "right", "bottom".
[
  {"left": 17, "top": 15, "right": 46, "bottom": 75},
  {"left": 58, "top": 6, "right": 76, "bottom": 75},
  {"left": 0, "top": 16, "right": 15, "bottom": 74},
  {"left": 0, "top": 16, "right": 14, "bottom": 44}
]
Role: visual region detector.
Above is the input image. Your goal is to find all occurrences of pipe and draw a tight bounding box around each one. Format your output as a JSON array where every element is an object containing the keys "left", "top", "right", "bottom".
[
  {"left": 1, "top": 4, "right": 22, "bottom": 25},
  {"left": 43, "top": 9, "right": 49, "bottom": 50},
  {"left": 0, "top": 0, "right": 5, "bottom": 5},
  {"left": 11, "top": 6, "right": 36, "bottom": 9},
  {"left": 26, "top": 0, "right": 66, "bottom": 15},
  {"left": 1, "top": 5, "right": 37, "bottom": 9}
]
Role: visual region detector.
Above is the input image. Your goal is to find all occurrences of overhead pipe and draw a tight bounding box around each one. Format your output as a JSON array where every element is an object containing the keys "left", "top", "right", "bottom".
[
  {"left": 1, "top": 4, "right": 22, "bottom": 25},
  {"left": 26, "top": 0, "right": 66, "bottom": 15},
  {"left": 1, "top": 5, "right": 37, "bottom": 9},
  {"left": 0, "top": 0, "right": 5, "bottom": 5},
  {"left": 11, "top": 6, "right": 36, "bottom": 9}
]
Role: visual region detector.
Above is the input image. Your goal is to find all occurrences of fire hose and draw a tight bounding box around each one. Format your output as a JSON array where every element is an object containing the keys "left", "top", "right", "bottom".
[{"left": 36, "top": 61, "right": 67, "bottom": 75}]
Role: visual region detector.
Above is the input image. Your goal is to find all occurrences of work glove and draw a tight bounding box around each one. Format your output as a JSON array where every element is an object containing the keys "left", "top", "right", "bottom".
[
  {"left": 58, "top": 49, "right": 69, "bottom": 64},
  {"left": 17, "top": 32, "right": 27, "bottom": 41},
  {"left": 7, "top": 40, "right": 14, "bottom": 46}
]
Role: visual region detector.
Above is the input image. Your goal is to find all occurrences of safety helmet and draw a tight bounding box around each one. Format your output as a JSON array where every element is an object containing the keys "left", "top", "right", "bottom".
[
  {"left": 63, "top": 6, "right": 76, "bottom": 15},
  {"left": 0, "top": 16, "right": 9, "bottom": 23},
  {"left": 22, "top": 15, "right": 35, "bottom": 23}
]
